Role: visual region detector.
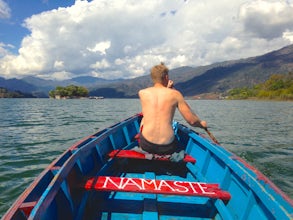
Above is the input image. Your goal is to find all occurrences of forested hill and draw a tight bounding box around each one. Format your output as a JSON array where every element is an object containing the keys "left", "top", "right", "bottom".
[
  {"left": 0, "top": 44, "right": 292, "bottom": 98},
  {"left": 90, "top": 44, "right": 293, "bottom": 98}
]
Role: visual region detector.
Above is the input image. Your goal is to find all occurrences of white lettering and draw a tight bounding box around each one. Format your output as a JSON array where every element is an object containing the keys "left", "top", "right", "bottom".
[
  {"left": 141, "top": 179, "right": 157, "bottom": 190},
  {"left": 189, "top": 182, "right": 200, "bottom": 194},
  {"left": 102, "top": 176, "right": 123, "bottom": 189},
  {"left": 157, "top": 180, "right": 175, "bottom": 192},
  {"left": 122, "top": 178, "right": 143, "bottom": 190},
  {"left": 198, "top": 183, "right": 215, "bottom": 195},
  {"left": 173, "top": 181, "right": 189, "bottom": 193},
  {"left": 100, "top": 177, "right": 218, "bottom": 197}
]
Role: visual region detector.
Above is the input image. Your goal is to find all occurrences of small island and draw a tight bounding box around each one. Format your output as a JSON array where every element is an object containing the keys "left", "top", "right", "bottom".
[{"left": 49, "top": 85, "right": 89, "bottom": 99}]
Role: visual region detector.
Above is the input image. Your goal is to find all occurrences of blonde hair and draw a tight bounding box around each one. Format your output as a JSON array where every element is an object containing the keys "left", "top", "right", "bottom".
[{"left": 150, "top": 62, "right": 169, "bottom": 83}]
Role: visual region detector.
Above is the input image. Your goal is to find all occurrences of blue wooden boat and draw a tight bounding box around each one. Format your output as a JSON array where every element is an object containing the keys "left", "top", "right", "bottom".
[{"left": 2, "top": 113, "right": 293, "bottom": 220}]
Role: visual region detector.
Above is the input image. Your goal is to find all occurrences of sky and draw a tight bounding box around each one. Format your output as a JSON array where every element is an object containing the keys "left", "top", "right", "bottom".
[{"left": 0, "top": 0, "right": 293, "bottom": 81}]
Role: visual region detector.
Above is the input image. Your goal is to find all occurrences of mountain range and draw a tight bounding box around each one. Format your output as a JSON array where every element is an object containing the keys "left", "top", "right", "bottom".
[{"left": 0, "top": 44, "right": 292, "bottom": 98}]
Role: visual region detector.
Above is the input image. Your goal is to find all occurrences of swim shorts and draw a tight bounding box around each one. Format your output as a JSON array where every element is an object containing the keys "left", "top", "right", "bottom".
[{"left": 139, "top": 133, "right": 178, "bottom": 155}]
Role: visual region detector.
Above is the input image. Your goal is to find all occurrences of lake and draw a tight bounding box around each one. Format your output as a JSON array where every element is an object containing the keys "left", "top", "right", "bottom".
[{"left": 0, "top": 98, "right": 292, "bottom": 217}]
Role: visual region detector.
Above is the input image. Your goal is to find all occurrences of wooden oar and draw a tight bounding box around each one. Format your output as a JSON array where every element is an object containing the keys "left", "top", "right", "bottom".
[{"left": 204, "top": 128, "right": 220, "bottom": 145}]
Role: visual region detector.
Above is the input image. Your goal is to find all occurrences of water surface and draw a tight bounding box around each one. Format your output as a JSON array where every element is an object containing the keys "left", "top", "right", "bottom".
[{"left": 0, "top": 99, "right": 292, "bottom": 216}]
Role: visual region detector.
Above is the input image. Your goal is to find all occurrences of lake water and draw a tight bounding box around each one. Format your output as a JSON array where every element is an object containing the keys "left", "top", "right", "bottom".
[{"left": 0, "top": 98, "right": 292, "bottom": 217}]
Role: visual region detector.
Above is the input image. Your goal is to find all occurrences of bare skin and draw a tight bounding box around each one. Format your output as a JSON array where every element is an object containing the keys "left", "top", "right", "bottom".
[{"left": 139, "top": 77, "right": 207, "bottom": 145}]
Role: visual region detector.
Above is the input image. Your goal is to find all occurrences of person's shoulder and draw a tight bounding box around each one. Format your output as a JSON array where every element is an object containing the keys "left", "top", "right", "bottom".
[
  {"left": 138, "top": 87, "right": 152, "bottom": 96},
  {"left": 169, "top": 88, "right": 184, "bottom": 100},
  {"left": 139, "top": 87, "right": 151, "bottom": 93},
  {"left": 170, "top": 88, "right": 183, "bottom": 95},
  {"left": 138, "top": 89, "right": 144, "bottom": 96}
]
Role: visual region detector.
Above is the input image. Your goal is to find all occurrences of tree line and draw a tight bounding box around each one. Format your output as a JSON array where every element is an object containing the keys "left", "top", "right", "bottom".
[
  {"left": 0, "top": 87, "right": 34, "bottom": 98},
  {"left": 228, "top": 72, "right": 293, "bottom": 100},
  {"left": 49, "top": 85, "right": 89, "bottom": 99}
]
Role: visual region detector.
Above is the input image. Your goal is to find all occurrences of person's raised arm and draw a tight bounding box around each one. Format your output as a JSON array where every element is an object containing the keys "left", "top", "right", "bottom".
[{"left": 176, "top": 91, "right": 207, "bottom": 129}]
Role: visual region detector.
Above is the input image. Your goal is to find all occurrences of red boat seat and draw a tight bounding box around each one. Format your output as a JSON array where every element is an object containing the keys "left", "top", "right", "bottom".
[
  {"left": 85, "top": 176, "right": 231, "bottom": 201},
  {"left": 108, "top": 149, "right": 196, "bottom": 163}
]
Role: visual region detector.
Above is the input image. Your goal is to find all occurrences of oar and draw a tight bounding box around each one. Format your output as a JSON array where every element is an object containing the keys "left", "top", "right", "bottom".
[{"left": 204, "top": 128, "right": 220, "bottom": 145}]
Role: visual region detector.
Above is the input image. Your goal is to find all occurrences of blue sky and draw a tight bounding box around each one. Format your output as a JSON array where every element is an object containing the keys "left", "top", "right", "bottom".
[
  {"left": 0, "top": 0, "right": 75, "bottom": 51},
  {"left": 0, "top": 0, "right": 292, "bottom": 80}
]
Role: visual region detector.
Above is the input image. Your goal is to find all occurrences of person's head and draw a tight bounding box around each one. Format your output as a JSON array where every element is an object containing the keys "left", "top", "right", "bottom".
[{"left": 150, "top": 62, "right": 169, "bottom": 86}]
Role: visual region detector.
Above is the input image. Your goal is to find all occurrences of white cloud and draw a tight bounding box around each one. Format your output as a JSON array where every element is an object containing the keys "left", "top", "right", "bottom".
[
  {"left": 283, "top": 31, "right": 293, "bottom": 42},
  {"left": 0, "top": 0, "right": 10, "bottom": 19},
  {"left": 239, "top": 0, "right": 293, "bottom": 39},
  {"left": 90, "top": 58, "right": 110, "bottom": 69},
  {"left": 0, "top": 0, "right": 292, "bottom": 80},
  {"left": 0, "top": 43, "right": 14, "bottom": 57},
  {"left": 87, "top": 41, "right": 111, "bottom": 55},
  {"left": 50, "top": 71, "right": 72, "bottom": 81},
  {"left": 54, "top": 60, "right": 64, "bottom": 70}
]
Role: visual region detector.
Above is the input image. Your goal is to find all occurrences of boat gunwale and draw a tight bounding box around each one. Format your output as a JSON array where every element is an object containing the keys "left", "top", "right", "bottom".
[
  {"left": 2, "top": 113, "right": 293, "bottom": 220},
  {"left": 2, "top": 114, "right": 141, "bottom": 220},
  {"left": 178, "top": 123, "right": 293, "bottom": 219}
]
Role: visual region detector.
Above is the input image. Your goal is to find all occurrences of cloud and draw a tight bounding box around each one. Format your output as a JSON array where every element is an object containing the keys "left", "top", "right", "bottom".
[
  {"left": 0, "top": 0, "right": 10, "bottom": 19},
  {"left": 0, "top": 0, "right": 292, "bottom": 80},
  {"left": 87, "top": 41, "right": 111, "bottom": 55},
  {"left": 50, "top": 71, "right": 72, "bottom": 81},
  {"left": 239, "top": 0, "right": 293, "bottom": 39},
  {"left": 54, "top": 60, "right": 64, "bottom": 69},
  {"left": 90, "top": 58, "right": 110, "bottom": 69},
  {"left": 0, "top": 42, "right": 14, "bottom": 57}
]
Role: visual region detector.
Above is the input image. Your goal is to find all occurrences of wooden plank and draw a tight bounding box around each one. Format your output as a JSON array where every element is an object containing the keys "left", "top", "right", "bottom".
[
  {"left": 108, "top": 150, "right": 196, "bottom": 163},
  {"left": 19, "top": 201, "right": 37, "bottom": 218},
  {"left": 85, "top": 176, "right": 231, "bottom": 201}
]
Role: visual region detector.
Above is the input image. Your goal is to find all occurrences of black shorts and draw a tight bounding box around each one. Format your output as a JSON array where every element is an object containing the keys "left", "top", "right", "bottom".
[{"left": 139, "top": 133, "right": 178, "bottom": 155}]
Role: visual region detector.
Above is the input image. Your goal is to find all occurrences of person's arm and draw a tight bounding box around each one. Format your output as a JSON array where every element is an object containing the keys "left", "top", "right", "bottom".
[
  {"left": 140, "top": 117, "right": 144, "bottom": 132},
  {"left": 176, "top": 91, "right": 207, "bottom": 129},
  {"left": 138, "top": 90, "right": 144, "bottom": 132}
]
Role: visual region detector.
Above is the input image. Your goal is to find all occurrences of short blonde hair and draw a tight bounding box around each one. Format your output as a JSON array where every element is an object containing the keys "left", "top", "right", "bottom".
[{"left": 150, "top": 62, "right": 169, "bottom": 83}]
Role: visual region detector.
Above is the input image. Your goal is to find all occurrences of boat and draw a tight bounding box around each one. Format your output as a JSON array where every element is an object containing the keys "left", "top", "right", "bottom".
[{"left": 2, "top": 113, "right": 293, "bottom": 219}]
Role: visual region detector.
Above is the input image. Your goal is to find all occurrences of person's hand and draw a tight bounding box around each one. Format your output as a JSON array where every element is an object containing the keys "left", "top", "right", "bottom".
[
  {"left": 200, "top": 120, "right": 207, "bottom": 129},
  {"left": 167, "top": 80, "right": 174, "bottom": 88}
]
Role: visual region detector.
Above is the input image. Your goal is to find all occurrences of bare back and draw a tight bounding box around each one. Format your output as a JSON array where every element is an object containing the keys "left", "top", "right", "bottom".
[
  {"left": 139, "top": 63, "right": 206, "bottom": 148},
  {"left": 139, "top": 86, "right": 178, "bottom": 145}
]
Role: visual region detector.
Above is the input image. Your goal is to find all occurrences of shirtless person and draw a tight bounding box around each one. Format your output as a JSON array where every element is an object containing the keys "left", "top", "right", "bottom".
[{"left": 138, "top": 63, "right": 207, "bottom": 155}]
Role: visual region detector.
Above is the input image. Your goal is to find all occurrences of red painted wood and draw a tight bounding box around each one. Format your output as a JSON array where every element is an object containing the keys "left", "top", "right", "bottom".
[
  {"left": 85, "top": 176, "right": 231, "bottom": 201},
  {"left": 108, "top": 150, "right": 196, "bottom": 163},
  {"left": 19, "top": 201, "right": 37, "bottom": 218}
]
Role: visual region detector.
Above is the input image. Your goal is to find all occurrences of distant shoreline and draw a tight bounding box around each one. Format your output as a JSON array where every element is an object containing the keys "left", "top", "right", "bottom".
[{"left": 1, "top": 96, "right": 292, "bottom": 101}]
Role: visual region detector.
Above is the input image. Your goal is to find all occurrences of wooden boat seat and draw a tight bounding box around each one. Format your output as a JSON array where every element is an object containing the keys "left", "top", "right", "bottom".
[
  {"left": 85, "top": 176, "right": 231, "bottom": 201},
  {"left": 108, "top": 149, "right": 196, "bottom": 163}
]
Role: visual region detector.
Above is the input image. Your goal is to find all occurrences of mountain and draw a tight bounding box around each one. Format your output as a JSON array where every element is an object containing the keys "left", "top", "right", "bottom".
[
  {"left": 0, "top": 44, "right": 292, "bottom": 98},
  {"left": 175, "top": 44, "right": 293, "bottom": 96},
  {"left": 90, "top": 44, "right": 293, "bottom": 98},
  {"left": 70, "top": 76, "right": 123, "bottom": 85},
  {"left": 0, "top": 77, "right": 37, "bottom": 94},
  {"left": 0, "top": 76, "right": 123, "bottom": 98}
]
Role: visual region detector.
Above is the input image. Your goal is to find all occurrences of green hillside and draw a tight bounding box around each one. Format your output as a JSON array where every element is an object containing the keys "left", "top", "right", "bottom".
[{"left": 228, "top": 72, "right": 293, "bottom": 100}]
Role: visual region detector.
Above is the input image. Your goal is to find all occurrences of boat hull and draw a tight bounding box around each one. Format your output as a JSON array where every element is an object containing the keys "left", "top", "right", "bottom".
[{"left": 2, "top": 114, "right": 293, "bottom": 219}]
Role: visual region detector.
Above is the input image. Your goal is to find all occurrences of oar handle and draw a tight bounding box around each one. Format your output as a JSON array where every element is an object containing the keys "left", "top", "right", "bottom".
[{"left": 204, "top": 128, "right": 220, "bottom": 145}]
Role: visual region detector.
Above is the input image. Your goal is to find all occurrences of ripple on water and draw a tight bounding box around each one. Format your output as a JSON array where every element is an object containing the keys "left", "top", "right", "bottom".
[{"left": 0, "top": 99, "right": 292, "bottom": 217}]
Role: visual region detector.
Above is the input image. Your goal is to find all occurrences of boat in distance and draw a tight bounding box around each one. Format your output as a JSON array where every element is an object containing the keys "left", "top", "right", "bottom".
[{"left": 2, "top": 113, "right": 293, "bottom": 219}]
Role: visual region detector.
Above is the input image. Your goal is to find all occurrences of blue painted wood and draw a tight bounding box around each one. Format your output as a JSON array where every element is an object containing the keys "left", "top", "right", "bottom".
[{"left": 2, "top": 113, "right": 293, "bottom": 220}]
